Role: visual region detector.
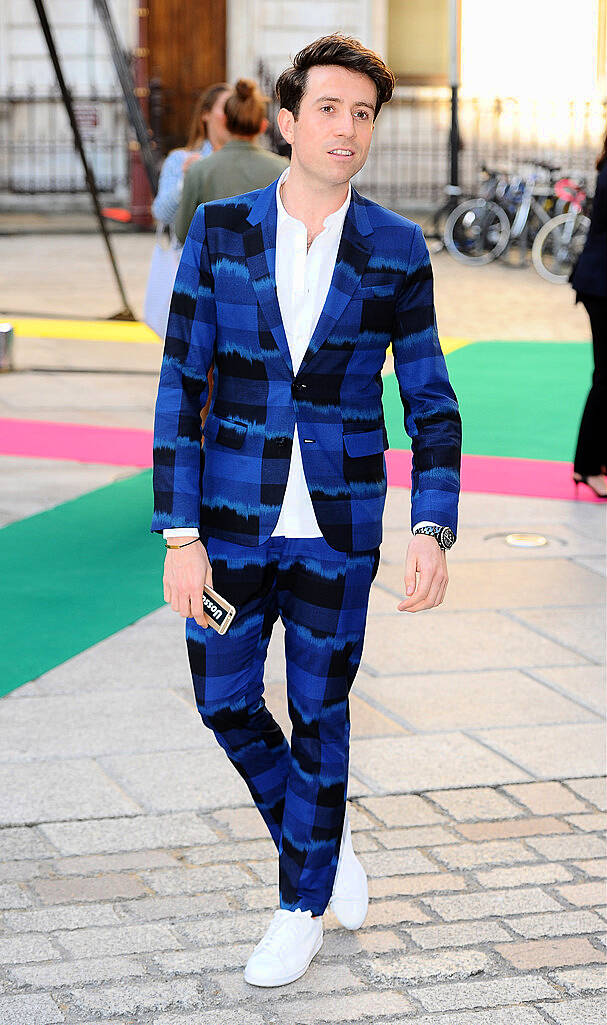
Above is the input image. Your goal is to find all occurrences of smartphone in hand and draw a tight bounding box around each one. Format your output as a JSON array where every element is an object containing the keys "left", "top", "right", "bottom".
[{"left": 202, "top": 585, "right": 236, "bottom": 635}]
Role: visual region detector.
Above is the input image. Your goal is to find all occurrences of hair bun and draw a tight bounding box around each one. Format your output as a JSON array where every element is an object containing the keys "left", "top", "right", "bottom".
[{"left": 235, "top": 78, "right": 255, "bottom": 100}]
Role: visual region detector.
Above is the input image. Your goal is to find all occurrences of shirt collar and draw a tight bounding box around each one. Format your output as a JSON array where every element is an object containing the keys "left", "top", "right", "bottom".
[{"left": 276, "top": 167, "right": 351, "bottom": 234}]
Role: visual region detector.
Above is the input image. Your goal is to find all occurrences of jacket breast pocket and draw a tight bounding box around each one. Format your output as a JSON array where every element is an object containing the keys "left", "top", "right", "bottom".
[
  {"left": 204, "top": 413, "right": 247, "bottom": 450},
  {"left": 357, "top": 283, "right": 397, "bottom": 299}
]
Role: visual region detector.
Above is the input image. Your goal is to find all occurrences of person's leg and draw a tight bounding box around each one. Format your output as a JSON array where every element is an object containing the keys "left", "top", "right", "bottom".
[
  {"left": 574, "top": 295, "right": 607, "bottom": 477},
  {"left": 186, "top": 536, "right": 290, "bottom": 847},
  {"left": 276, "top": 538, "right": 379, "bottom": 916}
]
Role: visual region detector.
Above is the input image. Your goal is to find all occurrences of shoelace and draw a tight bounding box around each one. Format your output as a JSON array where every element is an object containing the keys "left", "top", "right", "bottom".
[{"left": 256, "top": 909, "right": 314, "bottom": 954}]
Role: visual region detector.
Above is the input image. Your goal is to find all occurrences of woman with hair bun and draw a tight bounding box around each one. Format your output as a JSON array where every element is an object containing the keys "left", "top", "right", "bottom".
[{"left": 175, "top": 78, "right": 289, "bottom": 243}]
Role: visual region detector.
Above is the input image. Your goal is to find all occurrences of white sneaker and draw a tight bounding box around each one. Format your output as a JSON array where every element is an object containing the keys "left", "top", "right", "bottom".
[
  {"left": 244, "top": 908, "right": 323, "bottom": 987},
  {"left": 329, "top": 811, "right": 368, "bottom": 930}
]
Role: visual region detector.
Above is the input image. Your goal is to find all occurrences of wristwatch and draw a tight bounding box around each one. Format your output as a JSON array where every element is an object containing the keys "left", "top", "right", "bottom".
[{"left": 413, "top": 525, "right": 456, "bottom": 550}]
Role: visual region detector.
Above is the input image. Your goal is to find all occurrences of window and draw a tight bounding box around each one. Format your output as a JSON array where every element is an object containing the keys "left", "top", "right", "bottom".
[{"left": 387, "top": 0, "right": 460, "bottom": 86}]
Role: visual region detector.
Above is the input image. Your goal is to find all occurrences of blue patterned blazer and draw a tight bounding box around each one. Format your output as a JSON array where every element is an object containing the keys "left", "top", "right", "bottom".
[{"left": 152, "top": 180, "right": 461, "bottom": 552}]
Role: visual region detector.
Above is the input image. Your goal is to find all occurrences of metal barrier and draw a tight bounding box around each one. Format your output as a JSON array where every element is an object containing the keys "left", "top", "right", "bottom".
[
  {"left": 0, "top": 89, "right": 129, "bottom": 194},
  {"left": 1, "top": 80, "right": 604, "bottom": 208}
]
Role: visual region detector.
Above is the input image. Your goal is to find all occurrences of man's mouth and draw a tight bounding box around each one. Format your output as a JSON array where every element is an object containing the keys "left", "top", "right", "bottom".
[{"left": 328, "top": 148, "right": 355, "bottom": 157}]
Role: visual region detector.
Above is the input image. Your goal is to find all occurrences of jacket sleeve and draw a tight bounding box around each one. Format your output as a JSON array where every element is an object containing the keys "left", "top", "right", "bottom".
[
  {"left": 151, "top": 205, "right": 216, "bottom": 531},
  {"left": 391, "top": 224, "right": 462, "bottom": 534}
]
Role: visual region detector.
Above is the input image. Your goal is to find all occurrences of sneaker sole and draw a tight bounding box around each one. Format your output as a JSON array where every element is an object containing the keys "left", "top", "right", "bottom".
[{"left": 244, "top": 932, "right": 323, "bottom": 988}]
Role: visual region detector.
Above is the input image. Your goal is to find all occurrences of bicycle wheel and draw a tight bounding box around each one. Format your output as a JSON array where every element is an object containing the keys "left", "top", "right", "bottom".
[
  {"left": 531, "top": 212, "right": 590, "bottom": 284},
  {"left": 443, "top": 198, "right": 511, "bottom": 266}
]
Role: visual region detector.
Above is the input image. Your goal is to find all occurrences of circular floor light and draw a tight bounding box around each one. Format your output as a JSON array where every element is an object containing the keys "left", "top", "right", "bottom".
[{"left": 504, "top": 533, "right": 548, "bottom": 548}]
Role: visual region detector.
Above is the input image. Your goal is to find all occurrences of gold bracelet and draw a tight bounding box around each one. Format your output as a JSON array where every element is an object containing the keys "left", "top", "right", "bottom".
[{"left": 165, "top": 538, "right": 200, "bottom": 550}]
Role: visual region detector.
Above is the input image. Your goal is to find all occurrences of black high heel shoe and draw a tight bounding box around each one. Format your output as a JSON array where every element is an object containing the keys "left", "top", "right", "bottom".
[{"left": 573, "top": 474, "right": 607, "bottom": 499}]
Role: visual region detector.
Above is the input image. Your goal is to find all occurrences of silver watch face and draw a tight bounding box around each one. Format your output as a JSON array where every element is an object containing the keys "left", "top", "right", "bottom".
[{"left": 439, "top": 527, "right": 455, "bottom": 549}]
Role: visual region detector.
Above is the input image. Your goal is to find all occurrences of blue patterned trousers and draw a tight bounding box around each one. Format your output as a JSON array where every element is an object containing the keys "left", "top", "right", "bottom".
[{"left": 185, "top": 534, "right": 379, "bottom": 916}]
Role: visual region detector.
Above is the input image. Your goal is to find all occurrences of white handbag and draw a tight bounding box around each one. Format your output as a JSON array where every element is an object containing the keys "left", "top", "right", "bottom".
[{"left": 143, "top": 227, "right": 181, "bottom": 339}]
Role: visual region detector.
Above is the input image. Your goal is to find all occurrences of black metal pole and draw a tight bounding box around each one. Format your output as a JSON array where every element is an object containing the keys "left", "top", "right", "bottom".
[
  {"left": 92, "top": 0, "right": 159, "bottom": 195},
  {"left": 450, "top": 83, "right": 460, "bottom": 189},
  {"left": 32, "top": 0, "right": 134, "bottom": 318}
]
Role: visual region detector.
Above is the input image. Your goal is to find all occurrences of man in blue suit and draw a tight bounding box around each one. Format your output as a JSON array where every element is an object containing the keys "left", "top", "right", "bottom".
[{"left": 153, "top": 34, "right": 461, "bottom": 987}]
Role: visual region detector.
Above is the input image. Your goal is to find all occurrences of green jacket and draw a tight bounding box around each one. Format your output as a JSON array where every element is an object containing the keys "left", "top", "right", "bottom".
[{"left": 175, "top": 138, "right": 289, "bottom": 243}]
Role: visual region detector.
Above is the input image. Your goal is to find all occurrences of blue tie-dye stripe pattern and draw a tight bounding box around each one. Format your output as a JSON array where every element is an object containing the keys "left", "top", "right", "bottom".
[{"left": 152, "top": 183, "right": 461, "bottom": 543}]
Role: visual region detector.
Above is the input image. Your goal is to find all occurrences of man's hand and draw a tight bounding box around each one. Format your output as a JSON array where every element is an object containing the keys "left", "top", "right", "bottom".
[
  {"left": 163, "top": 539, "right": 213, "bottom": 628},
  {"left": 398, "top": 534, "right": 448, "bottom": 613}
]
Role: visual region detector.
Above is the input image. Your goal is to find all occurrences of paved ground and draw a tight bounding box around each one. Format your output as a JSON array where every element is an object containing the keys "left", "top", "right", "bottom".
[{"left": 0, "top": 228, "right": 605, "bottom": 1024}]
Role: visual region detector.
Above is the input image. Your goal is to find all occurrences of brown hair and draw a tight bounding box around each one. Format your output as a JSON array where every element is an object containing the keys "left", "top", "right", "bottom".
[
  {"left": 597, "top": 125, "right": 607, "bottom": 171},
  {"left": 186, "top": 82, "right": 230, "bottom": 149},
  {"left": 276, "top": 33, "right": 395, "bottom": 121},
  {"left": 224, "top": 78, "right": 269, "bottom": 137}
]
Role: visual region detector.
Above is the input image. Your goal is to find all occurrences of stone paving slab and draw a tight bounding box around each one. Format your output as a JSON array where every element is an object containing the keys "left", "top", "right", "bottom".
[
  {"left": 38, "top": 812, "right": 218, "bottom": 856},
  {"left": 0, "top": 689, "right": 205, "bottom": 762},
  {"left": 98, "top": 748, "right": 256, "bottom": 812},
  {"left": 529, "top": 666, "right": 606, "bottom": 717},
  {"left": 0, "top": 759, "right": 142, "bottom": 826},
  {"left": 509, "top": 606, "right": 606, "bottom": 664},
  {"left": 503, "top": 780, "right": 598, "bottom": 815},
  {"left": 354, "top": 669, "right": 597, "bottom": 731},
  {"left": 360, "top": 609, "right": 589, "bottom": 675},
  {"left": 350, "top": 732, "right": 532, "bottom": 793},
  {"left": 565, "top": 778, "right": 607, "bottom": 810},
  {"left": 0, "top": 456, "right": 135, "bottom": 528},
  {"left": 0, "top": 993, "right": 64, "bottom": 1025},
  {"left": 537, "top": 994, "right": 607, "bottom": 1024},
  {"left": 471, "top": 723, "right": 606, "bottom": 780}
]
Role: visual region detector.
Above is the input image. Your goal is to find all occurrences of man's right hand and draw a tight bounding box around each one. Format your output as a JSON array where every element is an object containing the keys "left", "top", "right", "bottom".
[{"left": 163, "top": 539, "right": 213, "bottom": 628}]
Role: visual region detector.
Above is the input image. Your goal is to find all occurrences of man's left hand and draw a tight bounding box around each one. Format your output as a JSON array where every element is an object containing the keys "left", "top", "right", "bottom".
[{"left": 398, "top": 534, "right": 448, "bottom": 613}]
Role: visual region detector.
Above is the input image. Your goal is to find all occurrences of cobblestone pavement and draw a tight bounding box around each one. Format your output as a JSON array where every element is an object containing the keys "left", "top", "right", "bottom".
[{"left": 0, "top": 225, "right": 605, "bottom": 1023}]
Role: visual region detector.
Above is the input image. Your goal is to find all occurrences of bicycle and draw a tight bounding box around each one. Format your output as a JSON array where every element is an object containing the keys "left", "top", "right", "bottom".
[
  {"left": 441, "top": 165, "right": 511, "bottom": 265},
  {"left": 443, "top": 161, "right": 584, "bottom": 269},
  {"left": 531, "top": 178, "right": 591, "bottom": 283}
]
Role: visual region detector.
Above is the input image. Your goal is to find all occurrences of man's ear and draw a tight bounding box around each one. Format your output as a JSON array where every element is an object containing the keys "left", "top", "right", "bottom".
[{"left": 277, "top": 107, "right": 294, "bottom": 146}]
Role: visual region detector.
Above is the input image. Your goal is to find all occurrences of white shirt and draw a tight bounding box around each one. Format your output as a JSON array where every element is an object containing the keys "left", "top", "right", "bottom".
[
  {"left": 271, "top": 167, "right": 351, "bottom": 536},
  {"left": 164, "top": 169, "right": 436, "bottom": 542}
]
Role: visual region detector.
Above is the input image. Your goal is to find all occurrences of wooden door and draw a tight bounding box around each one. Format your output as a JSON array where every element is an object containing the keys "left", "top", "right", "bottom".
[{"left": 148, "top": 0, "right": 227, "bottom": 153}]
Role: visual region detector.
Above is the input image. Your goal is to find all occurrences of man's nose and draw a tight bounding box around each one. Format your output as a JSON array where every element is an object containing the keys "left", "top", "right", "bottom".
[{"left": 334, "top": 112, "right": 356, "bottom": 136}]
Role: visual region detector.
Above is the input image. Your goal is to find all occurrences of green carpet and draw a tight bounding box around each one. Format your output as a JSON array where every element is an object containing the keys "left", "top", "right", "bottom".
[
  {"left": 384, "top": 341, "right": 592, "bottom": 462},
  {"left": 0, "top": 470, "right": 162, "bottom": 698}
]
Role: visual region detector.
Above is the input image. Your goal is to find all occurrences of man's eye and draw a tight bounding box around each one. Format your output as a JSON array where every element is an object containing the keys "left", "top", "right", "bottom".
[
  {"left": 355, "top": 110, "right": 370, "bottom": 119},
  {"left": 321, "top": 106, "right": 334, "bottom": 113}
]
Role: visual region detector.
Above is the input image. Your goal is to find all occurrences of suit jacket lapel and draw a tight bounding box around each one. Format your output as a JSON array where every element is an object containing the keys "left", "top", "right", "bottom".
[
  {"left": 299, "top": 189, "right": 373, "bottom": 372},
  {"left": 243, "top": 182, "right": 374, "bottom": 377},
  {"left": 243, "top": 182, "right": 293, "bottom": 376}
]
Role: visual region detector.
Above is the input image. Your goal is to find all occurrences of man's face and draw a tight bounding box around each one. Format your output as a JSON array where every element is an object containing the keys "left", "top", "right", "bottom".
[{"left": 279, "top": 64, "right": 376, "bottom": 187}]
